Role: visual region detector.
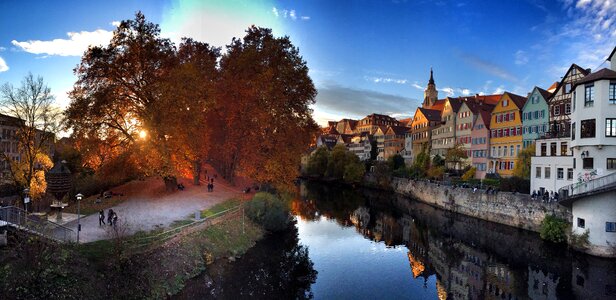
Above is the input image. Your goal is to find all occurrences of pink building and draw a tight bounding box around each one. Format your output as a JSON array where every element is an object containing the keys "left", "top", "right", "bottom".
[{"left": 470, "top": 109, "right": 492, "bottom": 179}]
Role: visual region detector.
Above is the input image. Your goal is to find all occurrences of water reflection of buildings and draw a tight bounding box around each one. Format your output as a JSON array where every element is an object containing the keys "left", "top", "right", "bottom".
[{"left": 295, "top": 181, "right": 616, "bottom": 299}]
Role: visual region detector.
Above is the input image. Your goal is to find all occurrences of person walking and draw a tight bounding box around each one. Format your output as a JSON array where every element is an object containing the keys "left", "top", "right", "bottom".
[
  {"left": 107, "top": 209, "right": 114, "bottom": 226},
  {"left": 99, "top": 210, "right": 106, "bottom": 226},
  {"left": 112, "top": 212, "right": 118, "bottom": 227}
]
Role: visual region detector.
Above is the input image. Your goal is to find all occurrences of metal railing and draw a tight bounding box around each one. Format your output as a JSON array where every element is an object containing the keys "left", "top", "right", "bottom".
[
  {"left": 0, "top": 206, "right": 76, "bottom": 243},
  {"left": 559, "top": 171, "right": 616, "bottom": 200}
]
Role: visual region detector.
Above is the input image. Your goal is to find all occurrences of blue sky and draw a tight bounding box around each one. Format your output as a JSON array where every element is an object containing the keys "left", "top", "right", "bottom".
[{"left": 0, "top": 0, "right": 615, "bottom": 126}]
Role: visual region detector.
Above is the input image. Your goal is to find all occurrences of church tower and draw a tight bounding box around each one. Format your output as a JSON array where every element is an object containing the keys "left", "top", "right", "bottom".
[{"left": 422, "top": 68, "right": 438, "bottom": 108}]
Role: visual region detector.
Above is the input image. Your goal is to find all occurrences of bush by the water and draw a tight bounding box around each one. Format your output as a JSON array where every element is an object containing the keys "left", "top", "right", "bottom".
[
  {"left": 245, "top": 192, "right": 291, "bottom": 232},
  {"left": 306, "top": 145, "right": 365, "bottom": 183},
  {"left": 540, "top": 215, "right": 568, "bottom": 243}
]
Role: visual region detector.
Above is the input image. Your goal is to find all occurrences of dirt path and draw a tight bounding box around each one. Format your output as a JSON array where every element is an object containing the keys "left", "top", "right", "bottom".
[{"left": 67, "top": 176, "right": 243, "bottom": 243}]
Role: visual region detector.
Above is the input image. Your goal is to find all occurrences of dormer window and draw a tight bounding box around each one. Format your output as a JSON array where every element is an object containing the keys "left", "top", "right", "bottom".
[
  {"left": 502, "top": 99, "right": 508, "bottom": 107},
  {"left": 565, "top": 83, "right": 572, "bottom": 94}
]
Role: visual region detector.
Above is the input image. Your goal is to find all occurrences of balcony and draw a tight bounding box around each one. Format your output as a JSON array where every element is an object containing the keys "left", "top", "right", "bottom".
[
  {"left": 539, "top": 131, "right": 570, "bottom": 139},
  {"left": 559, "top": 171, "right": 616, "bottom": 203}
]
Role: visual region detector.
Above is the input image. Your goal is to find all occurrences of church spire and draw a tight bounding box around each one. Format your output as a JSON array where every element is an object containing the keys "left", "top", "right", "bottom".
[
  {"left": 428, "top": 67, "right": 434, "bottom": 85},
  {"left": 422, "top": 68, "right": 438, "bottom": 108}
]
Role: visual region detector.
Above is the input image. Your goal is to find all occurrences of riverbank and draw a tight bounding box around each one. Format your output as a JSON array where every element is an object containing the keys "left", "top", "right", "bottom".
[
  {"left": 391, "top": 177, "right": 572, "bottom": 232},
  {"left": 0, "top": 197, "right": 265, "bottom": 299}
]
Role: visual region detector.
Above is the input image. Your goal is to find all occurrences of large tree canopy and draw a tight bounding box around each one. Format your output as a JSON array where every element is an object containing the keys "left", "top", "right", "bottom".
[{"left": 66, "top": 13, "right": 318, "bottom": 189}]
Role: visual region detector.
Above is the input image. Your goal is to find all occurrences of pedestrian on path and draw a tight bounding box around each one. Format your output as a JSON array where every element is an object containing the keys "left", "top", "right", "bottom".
[
  {"left": 112, "top": 212, "right": 118, "bottom": 227},
  {"left": 99, "top": 210, "right": 106, "bottom": 226},
  {"left": 107, "top": 209, "right": 114, "bottom": 226}
]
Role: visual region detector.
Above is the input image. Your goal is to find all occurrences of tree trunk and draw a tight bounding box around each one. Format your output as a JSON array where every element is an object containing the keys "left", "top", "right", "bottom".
[
  {"left": 193, "top": 160, "right": 201, "bottom": 186},
  {"left": 163, "top": 176, "right": 177, "bottom": 192}
]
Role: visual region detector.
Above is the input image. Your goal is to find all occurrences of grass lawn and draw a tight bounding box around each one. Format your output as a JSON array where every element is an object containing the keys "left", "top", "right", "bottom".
[{"left": 200, "top": 198, "right": 241, "bottom": 218}]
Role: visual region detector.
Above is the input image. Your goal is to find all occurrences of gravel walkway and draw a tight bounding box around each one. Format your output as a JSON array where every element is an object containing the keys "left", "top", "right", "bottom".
[{"left": 66, "top": 176, "right": 241, "bottom": 243}]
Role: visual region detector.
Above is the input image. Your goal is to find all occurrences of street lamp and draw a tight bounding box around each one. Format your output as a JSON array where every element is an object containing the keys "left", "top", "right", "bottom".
[
  {"left": 76, "top": 193, "right": 83, "bottom": 243},
  {"left": 23, "top": 188, "right": 30, "bottom": 215}
]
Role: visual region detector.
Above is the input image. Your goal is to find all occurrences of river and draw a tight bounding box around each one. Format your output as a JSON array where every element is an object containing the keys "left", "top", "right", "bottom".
[{"left": 177, "top": 181, "right": 616, "bottom": 299}]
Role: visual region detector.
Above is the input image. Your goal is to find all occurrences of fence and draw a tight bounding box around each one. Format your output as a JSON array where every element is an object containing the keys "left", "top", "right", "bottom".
[
  {"left": 0, "top": 206, "right": 76, "bottom": 243},
  {"left": 559, "top": 171, "right": 616, "bottom": 200},
  {"left": 126, "top": 205, "right": 242, "bottom": 251}
]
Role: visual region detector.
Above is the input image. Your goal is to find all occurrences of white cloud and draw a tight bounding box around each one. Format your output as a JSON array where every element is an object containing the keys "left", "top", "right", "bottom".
[
  {"left": 0, "top": 57, "right": 8, "bottom": 72},
  {"left": 440, "top": 87, "right": 455, "bottom": 97},
  {"left": 460, "top": 88, "right": 471, "bottom": 96},
  {"left": 272, "top": 7, "right": 306, "bottom": 21},
  {"left": 411, "top": 82, "right": 424, "bottom": 90},
  {"left": 111, "top": 21, "right": 121, "bottom": 27},
  {"left": 301, "top": 16, "right": 311, "bottom": 20},
  {"left": 272, "top": 7, "right": 279, "bottom": 17},
  {"left": 493, "top": 85, "right": 506, "bottom": 94},
  {"left": 289, "top": 10, "right": 297, "bottom": 20},
  {"left": 0, "top": 47, "right": 5, "bottom": 52},
  {"left": 515, "top": 50, "right": 529, "bottom": 65},
  {"left": 366, "top": 76, "right": 408, "bottom": 84},
  {"left": 11, "top": 29, "right": 113, "bottom": 56}
]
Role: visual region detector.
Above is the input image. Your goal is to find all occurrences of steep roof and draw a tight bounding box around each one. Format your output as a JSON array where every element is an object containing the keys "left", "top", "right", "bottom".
[
  {"left": 322, "top": 125, "right": 340, "bottom": 135},
  {"left": 536, "top": 87, "right": 552, "bottom": 101},
  {"left": 478, "top": 110, "right": 493, "bottom": 129},
  {"left": 549, "top": 64, "right": 590, "bottom": 101},
  {"left": 447, "top": 97, "right": 463, "bottom": 112},
  {"left": 418, "top": 107, "right": 442, "bottom": 122},
  {"left": 608, "top": 46, "right": 616, "bottom": 62},
  {"left": 398, "top": 118, "right": 412, "bottom": 126},
  {"left": 430, "top": 99, "right": 446, "bottom": 111},
  {"left": 547, "top": 82, "right": 559, "bottom": 93},
  {"left": 338, "top": 134, "right": 353, "bottom": 144},
  {"left": 504, "top": 92, "right": 527, "bottom": 109},
  {"left": 574, "top": 68, "right": 616, "bottom": 87},
  {"left": 388, "top": 125, "right": 410, "bottom": 135}
]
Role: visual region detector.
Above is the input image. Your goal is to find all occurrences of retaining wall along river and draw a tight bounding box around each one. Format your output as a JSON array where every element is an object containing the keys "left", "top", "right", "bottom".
[{"left": 391, "top": 178, "right": 572, "bottom": 232}]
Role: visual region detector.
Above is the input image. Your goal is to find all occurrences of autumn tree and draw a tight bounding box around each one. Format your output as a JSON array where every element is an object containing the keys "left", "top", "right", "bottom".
[
  {"left": 161, "top": 38, "right": 220, "bottom": 185},
  {"left": 66, "top": 12, "right": 178, "bottom": 190},
  {"left": 0, "top": 74, "right": 59, "bottom": 209},
  {"left": 513, "top": 143, "right": 534, "bottom": 179},
  {"left": 212, "top": 26, "right": 319, "bottom": 186},
  {"left": 445, "top": 143, "right": 468, "bottom": 172}
]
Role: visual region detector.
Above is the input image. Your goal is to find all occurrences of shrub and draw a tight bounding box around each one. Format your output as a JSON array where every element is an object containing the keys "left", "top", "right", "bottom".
[
  {"left": 482, "top": 178, "right": 500, "bottom": 187},
  {"left": 245, "top": 192, "right": 290, "bottom": 232},
  {"left": 569, "top": 229, "right": 590, "bottom": 249},
  {"left": 343, "top": 160, "right": 365, "bottom": 183},
  {"left": 540, "top": 215, "right": 568, "bottom": 243}
]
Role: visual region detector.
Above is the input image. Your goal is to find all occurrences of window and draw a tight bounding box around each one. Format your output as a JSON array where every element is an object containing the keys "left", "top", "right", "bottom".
[
  {"left": 550, "top": 142, "right": 557, "bottom": 156},
  {"left": 510, "top": 145, "right": 514, "bottom": 157},
  {"left": 554, "top": 105, "right": 560, "bottom": 116},
  {"left": 584, "top": 84, "right": 594, "bottom": 107},
  {"left": 608, "top": 158, "right": 616, "bottom": 170},
  {"left": 577, "top": 218, "right": 585, "bottom": 228},
  {"left": 573, "top": 158, "right": 576, "bottom": 169},
  {"left": 534, "top": 111, "right": 539, "bottom": 119},
  {"left": 517, "top": 127, "right": 522, "bottom": 136},
  {"left": 516, "top": 145, "right": 520, "bottom": 156},
  {"left": 557, "top": 168, "right": 564, "bottom": 179},
  {"left": 509, "top": 161, "right": 514, "bottom": 170},
  {"left": 583, "top": 158, "right": 594, "bottom": 169},
  {"left": 502, "top": 99, "right": 508, "bottom": 107},
  {"left": 536, "top": 167, "right": 541, "bottom": 178},
  {"left": 565, "top": 103, "right": 571, "bottom": 114},
  {"left": 541, "top": 143, "right": 547, "bottom": 156},
  {"left": 610, "top": 82, "right": 616, "bottom": 104},
  {"left": 567, "top": 168, "right": 574, "bottom": 180},
  {"left": 565, "top": 83, "right": 572, "bottom": 94},
  {"left": 606, "top": 119, "right": 616, "bottom": 137},
  {"left": 572, "top": 122, "right": 576, "bottom": 140},
  {"left": 561, "top": 142, "right": 568, "bottom": 156},
  {"left": 581, "top": 119, "right": 596, "bottom": 138},
  {"left": 607, "top": 222, "right": 616, "bottom": 232},
  {"left": 510, "top": 112, "right": 515, "bottom": 120},
  {"left": 545, "top": 167, "right": 551, "bottom": 178}
]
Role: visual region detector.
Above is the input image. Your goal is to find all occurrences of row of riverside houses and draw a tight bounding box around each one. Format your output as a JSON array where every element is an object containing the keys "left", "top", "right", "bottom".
[{"left": 314, "top": 46, "right": 616, "bottom": 191}]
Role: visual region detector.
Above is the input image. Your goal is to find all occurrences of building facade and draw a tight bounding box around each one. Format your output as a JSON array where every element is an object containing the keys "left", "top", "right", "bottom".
[
  {"left": 411, "top": 107, "right": 441, "bottom": 159},
  {"left": 470, "top": 110, "right": 491, "bottom": 179},
  {"left": 530, "top": 138, "right": 574, "bottom": 195},
  {"left": 488, "top": 93, "right": 526, "bottom": 177},
  {"left": 431, "top": 98, "right": 462, "bottom": 157},
  {"left": 521, "top": 87, "right": 551, "bottom": 148}
]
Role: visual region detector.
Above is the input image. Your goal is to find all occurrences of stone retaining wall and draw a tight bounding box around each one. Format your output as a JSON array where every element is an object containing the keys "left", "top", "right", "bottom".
[{"left": 391, "top": 178, "right": 572, "bottom": 232}]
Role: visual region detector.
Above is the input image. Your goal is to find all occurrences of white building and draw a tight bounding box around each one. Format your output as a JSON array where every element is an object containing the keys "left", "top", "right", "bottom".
[
  {"left": 559, "top": 46, "right": 616, "bottom": 258},
  {"left": 570, "top": 61, "right": 616, "bottom": 181},
  {"left": 403, "top": 129, "right": 413, "bottom": 166},
  {"left": 530, "top": 138, "right": 574, "bottom": 195}
]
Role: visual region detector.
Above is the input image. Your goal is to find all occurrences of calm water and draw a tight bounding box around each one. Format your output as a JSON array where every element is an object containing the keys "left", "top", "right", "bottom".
[{"left": 178, "top": 181, "right": 616, "bottom": 299}]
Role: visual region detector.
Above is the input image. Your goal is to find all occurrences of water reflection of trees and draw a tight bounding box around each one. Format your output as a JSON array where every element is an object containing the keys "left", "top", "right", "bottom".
[
  {"left": 295, "top": 181, "right": 616, "bottom": 300},
  {"left": 213, "top": 222, "right": 317, "bottom": 299}
]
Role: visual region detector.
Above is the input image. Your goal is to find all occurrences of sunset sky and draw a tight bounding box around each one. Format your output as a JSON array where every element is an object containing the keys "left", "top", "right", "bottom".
[{"left": 1, "top": 0, "right": 615, "bottom": 125}]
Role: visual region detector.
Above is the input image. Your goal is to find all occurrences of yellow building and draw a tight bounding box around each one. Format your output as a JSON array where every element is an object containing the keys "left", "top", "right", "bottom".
[{"left": 488, "top": 92, "right": 527, "bottom": 177}]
